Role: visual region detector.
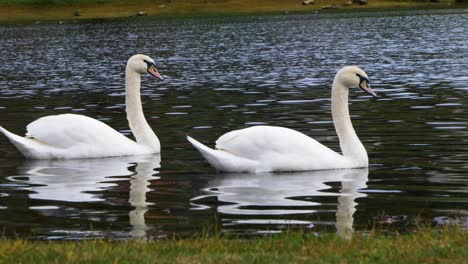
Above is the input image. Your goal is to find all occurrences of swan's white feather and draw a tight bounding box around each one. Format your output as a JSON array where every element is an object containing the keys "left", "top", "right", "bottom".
[
  {"left": 187, "top": 136, "right": 258, "bottom": 172},
  {"left": 1, "top": 114, "right": 154, "bottom": 159},
  {"left": 189, "top": 126, "right": 349, "bottom": 172},
  {"left": 216, "top": 126, "right": 338, "bottom": 161},
  {"left": 26, "top": 114, "right": 134, "bottom": 149}
]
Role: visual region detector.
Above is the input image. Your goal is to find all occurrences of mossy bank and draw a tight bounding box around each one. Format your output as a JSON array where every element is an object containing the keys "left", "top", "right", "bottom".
[{"left": 0, "top": 0, "right": 467, "bottom": 23}]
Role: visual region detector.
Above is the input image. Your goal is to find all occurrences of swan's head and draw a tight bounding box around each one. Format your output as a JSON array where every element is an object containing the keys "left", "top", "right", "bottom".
[
  {"left": 127, "top": 54, "right": 164, "bottom": 81},
  {"left": 336, "top": 66, "right": 376, "bottom": 97}
]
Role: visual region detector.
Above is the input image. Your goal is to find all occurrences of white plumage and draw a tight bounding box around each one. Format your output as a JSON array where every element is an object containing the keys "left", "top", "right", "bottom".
[
  {"left": 0, "top": 54, "right": 164, "bottom": 159},
  {"left": 188, "top": 126, "right": 343, "bottom": 172},
  {"left": 187, "top": 66, "right": 377, "bottom": 172}
]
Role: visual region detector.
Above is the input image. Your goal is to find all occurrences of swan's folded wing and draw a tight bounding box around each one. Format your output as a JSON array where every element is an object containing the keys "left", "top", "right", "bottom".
[
  {"left": 215, "top": 125, "right": 340, "bottom": 161},
  {"left": 26, "top": 113, "right": 134, "bottom": 149}
]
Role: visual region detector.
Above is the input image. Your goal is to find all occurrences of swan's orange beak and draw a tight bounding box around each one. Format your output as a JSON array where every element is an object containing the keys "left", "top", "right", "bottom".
[
  {"left": 147, "top": 64, "right": 164, "bottom": 81},
  {"left": 359, "top": 80, "right": 377, "bottom": 98}
]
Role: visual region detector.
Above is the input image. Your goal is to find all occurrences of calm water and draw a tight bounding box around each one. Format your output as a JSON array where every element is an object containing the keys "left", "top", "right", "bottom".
[{"left": 0, "top": 9, "right": 467, "bottom": 240}]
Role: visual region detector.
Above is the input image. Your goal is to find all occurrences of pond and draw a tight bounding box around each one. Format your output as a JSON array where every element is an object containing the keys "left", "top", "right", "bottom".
[{"left": 0, "top": 9, "right": 467, "bottom": 240}]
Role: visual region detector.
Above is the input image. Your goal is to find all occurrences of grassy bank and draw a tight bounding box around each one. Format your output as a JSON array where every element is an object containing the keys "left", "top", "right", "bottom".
[
  {"left": 0, "top": 0, "right": 466, "bottom": 23},
  {"left": 0, "top": 228, "right": 467, "bottom": 263}
]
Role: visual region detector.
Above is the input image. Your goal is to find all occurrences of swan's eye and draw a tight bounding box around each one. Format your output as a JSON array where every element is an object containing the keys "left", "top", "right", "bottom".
[
  {"left": 144, "top": 59, "right": 157, "bottom": 69},
  {"left": 356, "top": 73, "right": 371, "bottom": 92},
  {"left": 356, "top": 73, "right": 369, "bottom": 84}
]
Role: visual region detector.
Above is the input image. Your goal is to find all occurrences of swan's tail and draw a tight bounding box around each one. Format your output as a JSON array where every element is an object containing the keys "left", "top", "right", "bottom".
[
  {"left": 0, "top": 126, "right": 37, "bottom": 158},
  {"left": 186, "top": 136, "right": 256, "bottom": 172},
  {"left": 186, "top": 136, "right": 220, "bottom": 166},
  {"left": 0, "top": 126, "right": 21, "bottom": 143}
]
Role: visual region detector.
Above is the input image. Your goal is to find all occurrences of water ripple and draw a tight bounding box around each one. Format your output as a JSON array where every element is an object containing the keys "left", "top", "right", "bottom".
[{"left": 0, "top": 9, "right": 467, "bottom": 239}]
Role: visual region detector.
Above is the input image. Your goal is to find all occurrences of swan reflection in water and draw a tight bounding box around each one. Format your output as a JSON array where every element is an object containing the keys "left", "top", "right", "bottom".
[
  {"left": 191, "top": 168, "right": 368, "bottom": 239},
  {"left": 8, "top": 155, "right": 161, "bottom": 239}
]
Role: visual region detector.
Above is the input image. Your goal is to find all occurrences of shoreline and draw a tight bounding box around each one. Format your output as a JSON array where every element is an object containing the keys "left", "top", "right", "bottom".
[
  {"left": 1, "top": 228, "right": 467, "bottom": 263},
  {"left": 0, "top": 0, "right": 467, "bottom": 24}
]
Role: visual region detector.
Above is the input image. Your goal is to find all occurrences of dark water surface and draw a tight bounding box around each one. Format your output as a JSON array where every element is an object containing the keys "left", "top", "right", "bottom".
[{"left": 0, "top": 9, "right": 467, "bottom": 239}]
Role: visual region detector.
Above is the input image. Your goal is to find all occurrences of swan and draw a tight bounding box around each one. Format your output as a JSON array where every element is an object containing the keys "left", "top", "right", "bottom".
[
  {"left": 0, "top": 54, "right": 164, "bottom": 159},
  {"left": 187, "top": 66, "right": 376, "bottom": 172}
]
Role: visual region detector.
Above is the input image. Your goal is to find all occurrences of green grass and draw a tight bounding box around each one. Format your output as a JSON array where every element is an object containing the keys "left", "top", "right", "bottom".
[{"left": 1, "top": 227, "right": 467, "bottom": 263}]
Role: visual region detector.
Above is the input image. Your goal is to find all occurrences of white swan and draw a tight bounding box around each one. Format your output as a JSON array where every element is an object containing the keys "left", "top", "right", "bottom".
[
  {"left": 187, "top": 66, "right": 376, "bottom": 172},
  {"left": 0, "top": 54, "right": 164, "bottom": 159}
]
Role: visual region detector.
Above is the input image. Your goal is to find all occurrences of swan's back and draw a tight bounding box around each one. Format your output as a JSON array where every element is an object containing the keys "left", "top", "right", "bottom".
[
  {"left": 215, "top": 126, "right": 345, "bottom": 171},
  {"left": 216, "top": 126, "right": 332, "bottom": 158},
  {"left": 26, "top": 114, "right": 135, "bottom": 149}
]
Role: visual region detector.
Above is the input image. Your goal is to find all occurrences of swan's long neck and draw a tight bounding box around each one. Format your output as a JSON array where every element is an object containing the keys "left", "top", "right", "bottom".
[
  {"left": 125, "top": 67, "right": 160, "bottom": 152},
  {"left": 331, "top": 79, "right": 368, "bottom": 166}
]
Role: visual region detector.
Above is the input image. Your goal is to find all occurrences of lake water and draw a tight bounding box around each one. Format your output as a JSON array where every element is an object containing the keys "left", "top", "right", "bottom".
[{"left": 0, "top": 9, "right": 467, "bottom": 240}]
